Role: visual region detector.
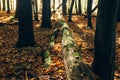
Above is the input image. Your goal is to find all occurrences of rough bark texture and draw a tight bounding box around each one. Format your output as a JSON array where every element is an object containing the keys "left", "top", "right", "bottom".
[
  {"left": 92, "top": 0, "right": 119, "bottom": 80},
  {"left": 60, "top": 20, "right": 97, "bottom": 80},
  {"left": 16, "top": 0, "right": 35, "bottom": 48}
]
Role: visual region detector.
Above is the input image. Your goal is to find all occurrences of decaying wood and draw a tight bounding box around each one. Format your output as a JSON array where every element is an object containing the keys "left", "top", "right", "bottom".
[
  {"left": 43, "top": 28, "right": 60, "bottom": 67},
  {"left": 60, "top": 20, "right": 97, "bottom": 80}
]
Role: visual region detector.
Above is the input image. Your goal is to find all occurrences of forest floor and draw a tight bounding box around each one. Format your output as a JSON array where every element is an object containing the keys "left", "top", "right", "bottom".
[{"left": 0, "top": 11, "right": 120, "bottom": 80}]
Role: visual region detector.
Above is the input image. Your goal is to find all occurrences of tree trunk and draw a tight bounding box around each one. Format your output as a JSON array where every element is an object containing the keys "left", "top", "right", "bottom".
[
  {"left": 68, "top": 0, "right": 74, "bottom": 22},
  {"left": 53, "top": 0, "right": 55, "bottom": 9},
  {"left": 117, "top": 2, "right": 120, "bottom": 22},
  {"left": 92, "top": 0, "right": 119, "bottom": 80},
  {"left": 16, "top": 0, "right": 35, "bottom": 48},
  {"left": 6, "top": 0, "right": 10, "bottom": 13},
  {"left": 87, "top": 0, "right": 93, "bottom": 28},
  {"left": 34, "top": 0, "right": 38, "bottom": 21},
  {"left": 75, "top": 0, "right": 78, "bottom": 14},
  {"left": 2, "top": 0, "right": 5, "bottom": 11},
  {"left": 78, "top": 0, "right": 82, "bottom": 14},
  {"left": 60, "top": 20, "right": 97, "bottom": 80},
  {"left": 62, "top": 0, "right": 67, "bottom": 15},
  {"left": 41, "top": 0, "right": 52, "bottom": 28},
  {"left": 0, "top": 1, "right": 1, "bottom": 10},
  {"left": 15, "top": 0, "right": 19, "bottom": 18}
]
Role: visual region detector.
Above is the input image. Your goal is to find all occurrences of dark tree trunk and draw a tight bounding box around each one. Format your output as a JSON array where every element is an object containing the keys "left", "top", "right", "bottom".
[
  {"left": 0, "top": 1, "right": 1, "bottom": 10},
  {"left": 6, "top": 0, "right": 10, "bottom": 13},
  {"left": 68, "top": 0, "right": 74, "bottom": 22},
  {"left": 92, "top": 0, "right": 119, "bottom": 80},
  {"left": 2, "top": 0, "right": 5, "bottom": 11},
  {"left": 34, "top": 0, "right": 38, "bottom": 21},
  {"left": 15, "top": 0, "right": 20, "bottom": 18},
  {"left": 117, "top": 2, "right": 120, "bottom": 22},
  {"left": 16, "top": 0, "right": 35, "bottom": 48},
  {"left": 41, "top": 0, "right": 52, "bottom": 28},
  {"left": 87, "top": 0, "right": 93, "bottom": 28},
  {"left": 62, "top": 0, "right": 67, "bottom": 15},
  {"left": 78, "top": 0, "right": 82, "bottom": 14}
]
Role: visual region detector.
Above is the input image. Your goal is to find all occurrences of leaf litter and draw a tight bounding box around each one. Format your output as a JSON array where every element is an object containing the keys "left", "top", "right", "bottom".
[{"left": 0, "top": 12, "right": 120, "bottom": 80}]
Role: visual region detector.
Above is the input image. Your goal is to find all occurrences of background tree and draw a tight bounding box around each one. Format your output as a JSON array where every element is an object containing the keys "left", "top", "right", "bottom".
[
  {"left": 16, "top": 0, "right": 35, "bottom": 48},
  {"left": 41, "top": 0, "right": 52, "bottom": 28},
  {"left": 92, "top": 0, "right": 119, "bottom": 80},
  {"left": 6, "top": 0, "right": 10, "bottom": 13},
  {"left": 0, "top": 0, "right": 1, "bottom": 10},
  {"left": 32, "top": 0, "right": 38, "bottom": 21},
  {"left": 2, "top": 0, "right": 5, "bottom": 11},
  {"left": 87, "top": 0, "right": 93, "bottom": 28},
  {"left": 68, "top": 0, "right": 74, "bottom": 22},
  {"left": 62, "top": 0, "right": 67, "bottom": 15},
  {"left": 14, "top": 0, "right": 19, "bottom": 18},
  {"left": 78, "top": 0, "right": 82, "bottom": 14}
]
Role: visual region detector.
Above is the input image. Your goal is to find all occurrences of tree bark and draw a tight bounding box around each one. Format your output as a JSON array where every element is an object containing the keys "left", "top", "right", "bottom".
[
  {"left": 60, "top": 20, "right": 97, "bottom": 80},
  {"left": 92, "top": 0, "right": 119, "bottom": 80},
  {"left": 16, "top": 0, "right": 35, "bottom": 48},
  {"left": 41, "top": 0, "right": 52, "bottom": 28}
]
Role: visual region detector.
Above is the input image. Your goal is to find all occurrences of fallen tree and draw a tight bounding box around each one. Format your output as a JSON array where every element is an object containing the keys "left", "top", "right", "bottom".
[
  {"left": 43, "top": 28, "right": 60, "bottom": 68},
  {"left": 59, "top": 20, "right": 98, "bottom": 80}
]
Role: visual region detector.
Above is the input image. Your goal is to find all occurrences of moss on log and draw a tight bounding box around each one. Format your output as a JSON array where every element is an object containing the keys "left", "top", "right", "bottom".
[
  {"left": 60, "top": 20, "right": 97, "bottom": 80},
  {"left": 43, "top": 28, "right": 60, "bottom": 68}
]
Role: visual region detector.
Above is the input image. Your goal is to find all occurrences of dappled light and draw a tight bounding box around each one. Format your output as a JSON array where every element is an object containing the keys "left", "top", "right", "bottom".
[{"left": 0, "top": 0, "right": 120, "bottom": 80}]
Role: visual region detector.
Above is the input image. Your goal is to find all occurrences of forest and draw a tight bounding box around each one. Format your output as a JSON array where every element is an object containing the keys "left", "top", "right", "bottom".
[{"left": 0, "top": 0, "right": 120, "bottom": 80}]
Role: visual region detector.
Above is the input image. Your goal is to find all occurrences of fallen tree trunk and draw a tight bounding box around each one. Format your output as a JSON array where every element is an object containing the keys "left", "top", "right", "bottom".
[
  {"left": 60, "top": 20, "right": 98, "bottom": 80},
  {"left": 43, "top": 28, "right": 60, "bottom": 68}
]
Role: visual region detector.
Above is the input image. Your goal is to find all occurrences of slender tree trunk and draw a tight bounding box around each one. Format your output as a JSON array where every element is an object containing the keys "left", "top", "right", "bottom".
[
  {"left": 62, "top": 0, "right": 67, "bottom": 15},
  {"left": 0, "top": 0, "right": 1, "bottom": 10},
  {"left": 75, "top": 0, "right": 78, "bottom": 14},
  {"left": 78, "top": 0, "right": 82, "bottom": 14},
  {"left": 16, "top": 0, "right": 35, "bottom": 48},
  {"left": 68, "top": 0, "right": 74, "bottom": 22},
  {"left": 6, "top": 0, "right": 10, "bottom": 13},
  {"left": 41, "top": 0, "right": 52, "bottom": 28},
  {"left": 53, "top": 0, "right": 55, "bottom": 9},
  {"left": 92, "top": 0, "right": 119, "bottom": 80},
  {"left": 91, "top": 4, "right": 98, "bottom": 14},
  {"left": 34, "top": 0, "right": 38, "bottom": 21},
  {"left": 2, "top": 0, "right": 5, "bottom": 11},
  {"left": 87, "top": 0, "right": 93, "bottom": 28}
]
